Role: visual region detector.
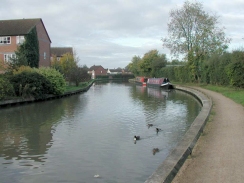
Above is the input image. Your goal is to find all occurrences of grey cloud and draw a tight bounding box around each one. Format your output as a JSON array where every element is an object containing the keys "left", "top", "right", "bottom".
[{"left": 1, "top": 0, "right": 244, "bottom": 68}]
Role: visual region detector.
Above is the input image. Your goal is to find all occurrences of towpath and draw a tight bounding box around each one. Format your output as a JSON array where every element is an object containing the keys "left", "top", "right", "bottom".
[{"left": 172, "top": 87, "right": 244, "bottom": 183}]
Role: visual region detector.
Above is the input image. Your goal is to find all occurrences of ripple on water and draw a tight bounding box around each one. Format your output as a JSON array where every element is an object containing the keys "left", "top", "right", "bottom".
[{"left": 0, "top": 83, "right": 201, "bottom": 183}]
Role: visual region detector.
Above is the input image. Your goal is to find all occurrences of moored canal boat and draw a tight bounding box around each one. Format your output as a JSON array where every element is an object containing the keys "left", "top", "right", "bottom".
[
  {"left": 135, "top": 76, "right": 148, "bottom": 87},
  {"left": 160, "top": 78, "right": 174, "bottom": 90},
  {"left": 147, "top": 77, "right": 174, "bottom": 90}
]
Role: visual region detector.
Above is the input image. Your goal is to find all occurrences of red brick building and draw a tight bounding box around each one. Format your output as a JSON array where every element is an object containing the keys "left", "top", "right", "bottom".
[
  {"left": 88, "top": 65, "right": 107, "bottom": 79},
  {"left": 0, "top": 18, "right": 51, "bottom": 72}
]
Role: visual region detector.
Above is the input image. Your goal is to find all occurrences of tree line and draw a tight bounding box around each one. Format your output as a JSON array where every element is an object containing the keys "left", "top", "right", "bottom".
[
  {"left": 159, "top": 49, "right": 244, "bottom": 88},
  {"left": 127, "top": 1, "right": 244, "bottom": 88},
  {"left": 126, "top": 50, "right": 167, "bottom": 77}
]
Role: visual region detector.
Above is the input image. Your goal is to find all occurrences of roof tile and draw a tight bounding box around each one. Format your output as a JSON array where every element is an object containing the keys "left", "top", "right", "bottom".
[{"left": 0, "top": 18, "right": 42, "bottom": 36}]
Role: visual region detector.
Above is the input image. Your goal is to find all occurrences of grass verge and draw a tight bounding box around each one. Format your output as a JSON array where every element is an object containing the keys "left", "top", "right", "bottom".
[
  {"left": 175, "top": 82, "right": 244, "bottom": 107},
  {"left": 201, "top": 85, "right": 244, "bottom": 106},
  {"left": 65, "top": 81, "right": 93, "bottom": 93}
]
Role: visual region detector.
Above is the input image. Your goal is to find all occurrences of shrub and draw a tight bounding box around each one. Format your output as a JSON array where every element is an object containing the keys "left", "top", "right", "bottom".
[
  {"left": 226, "top": 61, "right": 244, "bottom": 88},
  {"left": 225, "top": 50, "right": 244, "bottom": 88},
  {"left": 0, "top": 77, "right": 15, "bottom": 100},
  {"left": 10, "top": 71, "right": 52, "bottom": 99},
  {"left": 34, "top": 67, "right": 66, "bottom": 95},
  {"left": 12, "top": 65, "right": 34, "bottom": 75}
]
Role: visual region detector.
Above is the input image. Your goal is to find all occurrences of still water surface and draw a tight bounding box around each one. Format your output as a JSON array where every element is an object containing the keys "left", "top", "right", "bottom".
[{"left": 0, "top": 82, "right": 201, "bottom": 183}]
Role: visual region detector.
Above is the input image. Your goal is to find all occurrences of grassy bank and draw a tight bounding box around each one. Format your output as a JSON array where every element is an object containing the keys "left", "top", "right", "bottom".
[
  {"left": 201, "top": 85, "right": 244, "bottom": 106},
  {"left": 65, "top": 80, "right": 94, "bottom": 93},
  {"left": 176, "top": 82, "right": 244, "bottom": 107}
]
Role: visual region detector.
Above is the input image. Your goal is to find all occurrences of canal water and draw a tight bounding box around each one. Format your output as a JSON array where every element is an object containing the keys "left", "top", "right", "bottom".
[{"left": 0, "top": 82, "right": 201, "bottom": 183}]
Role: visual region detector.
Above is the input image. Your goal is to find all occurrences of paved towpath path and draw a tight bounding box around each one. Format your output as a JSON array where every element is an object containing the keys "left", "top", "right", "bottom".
[{"left": 172, "top": 87, "right": 244, "bottom": 183}]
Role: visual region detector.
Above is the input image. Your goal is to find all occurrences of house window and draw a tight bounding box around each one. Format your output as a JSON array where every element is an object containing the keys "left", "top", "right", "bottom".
[
  {"left": 44, "top": 52, "right": 46, "bottom": 60},
  {"left": 0, "top": 36, "right": 11, "bottom": 44},
  {"left": 16, "top": 36, "right": 25, "bottom": 44},
  {"left": 4, "top": 53, "right": 16, "bottom": 63}
]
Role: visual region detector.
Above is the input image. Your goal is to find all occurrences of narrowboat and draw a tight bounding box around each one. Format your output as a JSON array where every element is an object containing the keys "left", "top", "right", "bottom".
[
  {"left": 135, "top": 76, "right": 148, "bottom": 87},
  {"left": 147, "top": 77, "right": 174, "bottom": 90}
]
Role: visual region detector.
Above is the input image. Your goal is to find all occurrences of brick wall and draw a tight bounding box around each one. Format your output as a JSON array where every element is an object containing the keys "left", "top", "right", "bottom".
[
  {"left": 36, "top": 21, "right": 51, "bottom": 67},
  {"left": 95, "top": 67, "right": 107, "bottom": 75},
  {"left": 0, "top": 36, "right": 18, "bottom": 61}
]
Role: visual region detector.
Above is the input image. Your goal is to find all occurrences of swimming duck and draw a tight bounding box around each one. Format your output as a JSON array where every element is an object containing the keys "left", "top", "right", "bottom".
[
  {"left": 156, "top": 128, "right": 162, "bottom": 133},
  {"left": 152, "top": 148, "right": 159, "bottom": 155},
  {"left": 134, "top": 136, "right": 140, "bottom": 141}
]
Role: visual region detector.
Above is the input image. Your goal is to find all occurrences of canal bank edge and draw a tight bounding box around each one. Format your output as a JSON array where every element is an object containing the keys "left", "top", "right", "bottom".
[
  {"left": 0, "top": 81, "right": 95, "bottom": 108},
  {"left": 145, "top": 86, "right": 212, "bottom": 183}
]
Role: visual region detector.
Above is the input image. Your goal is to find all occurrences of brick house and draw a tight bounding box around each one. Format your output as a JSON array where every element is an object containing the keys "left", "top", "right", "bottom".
[
  {"left": 0, "top": 18, "right": 51, "bottom": 72},
  {"left": 88, "top": 65, "right": 107, "bottom": 79},
  {"left": 50, "top": 47, "right": 73, "bottom": 61}
]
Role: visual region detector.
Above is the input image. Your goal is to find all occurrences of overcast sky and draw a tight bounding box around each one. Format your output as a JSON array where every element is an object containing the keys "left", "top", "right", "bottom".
[{"left": 1, "top": 0, "right": 244, "bottom": 69}]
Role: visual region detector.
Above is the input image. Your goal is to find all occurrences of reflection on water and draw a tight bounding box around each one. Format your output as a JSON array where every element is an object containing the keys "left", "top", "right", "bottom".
[{"left": 0, "top": 82, "right": 201, "bottom": 183}]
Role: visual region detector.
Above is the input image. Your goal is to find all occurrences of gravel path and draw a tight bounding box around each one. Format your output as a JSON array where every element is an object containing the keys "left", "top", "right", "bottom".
[{"left": 172, "top": 87, "right": 244, "bottom": 183}]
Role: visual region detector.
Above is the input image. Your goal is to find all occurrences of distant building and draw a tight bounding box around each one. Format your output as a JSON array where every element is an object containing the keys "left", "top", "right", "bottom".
[
  {"left": 50, "top": 47, "right": 73, "bottom": 61},
  {"left": 107, "top": 68, "right": 132, "bottom": 75},
  {"left": 107, "top": 68, "right": 122, "bottom": 75},
  {"left": 0, "top": 18, "right": 51, "bottom": 72},
  {"left": 88, "top": 65, "right": 107, "bottom": 79}
]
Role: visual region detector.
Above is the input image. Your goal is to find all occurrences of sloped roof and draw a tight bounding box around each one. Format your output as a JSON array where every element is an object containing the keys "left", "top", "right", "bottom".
[
  {"left": 89, "top": 65, "right": 105, "bottom": 71},
  {"left": 109, "top": 69, "right": 122, "bottom": 72},
  {"left": 0, "top": 18, "right": 51, "bottom": 42},
  {"left": 51, "top": 47, "right": 73, "bottom": 57}
]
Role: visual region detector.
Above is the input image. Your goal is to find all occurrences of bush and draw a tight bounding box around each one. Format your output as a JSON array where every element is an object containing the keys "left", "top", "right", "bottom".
[
  {"left": 0, "top": 77, "right": 15, "bottom": 100},
  {"left": 226, "top": 61, "right": 244, "bottom": 88},
  {"left": 12, "top": 65, "right": 34, "bottom": 75},
  {"left": 205, "top": 53, "right": 231, "bottom": 85},
  {"left": 10, "top": 72, "right": 52, "bottom": 99},
  {"left": 34, "top": 67, "right": 66, "bottom": 95}
]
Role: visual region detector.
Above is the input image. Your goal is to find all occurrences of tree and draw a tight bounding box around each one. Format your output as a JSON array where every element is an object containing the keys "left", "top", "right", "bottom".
[
  {"left": 60, "top": 53, "right": 77, "bottom": 78},
  {"left": 162, "top": 1, "right": 230, "bottom": 82},
  {"left": 51, "top": 53, "right": 78, "bottom": 80},
  {"left": 139, "top": 50, "right": 167, "bottom": 77},
  {"left": 127, "top": 56, "right": 142, "bottom": 76},
  {"left": 50, "top": 55, "right": 63, "bottom": 73},
  {"left": 167, "top": 59, "right": 184, "bottom": 65},
  {"left": 81, "top": 64, "right": 89, "bottom": 70},
  {"left": 151, "top": 53, "right": 167, "bottom": 76},
  {"left": 10, "top": 27, "right": 39, "bottom": 70},
  {"left": 68, "top": 66, "right": 90, "bottom": 86}
]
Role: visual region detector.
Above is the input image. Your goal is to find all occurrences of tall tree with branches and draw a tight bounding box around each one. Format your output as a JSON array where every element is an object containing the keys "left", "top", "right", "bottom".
[{"left": 162, "top": 1, "right": 230, "bottom": 82}]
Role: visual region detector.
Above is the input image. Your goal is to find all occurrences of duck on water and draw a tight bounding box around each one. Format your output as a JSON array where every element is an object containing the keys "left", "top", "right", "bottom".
[{"left": 134, "top": 136, "right": 140, "bottom": 141}]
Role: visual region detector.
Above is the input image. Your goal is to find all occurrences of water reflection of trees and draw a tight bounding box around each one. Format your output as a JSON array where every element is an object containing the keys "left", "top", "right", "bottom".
[
  {"left": 129, "top": 85, "right": 201, "bottom": 126},
  {"left": 130, "top": 85, "right": 168, "bottom": 109},
  {"left": 0, "top": 94, "right": 87, "bottom": 163},
  {"left": 168, "top": 90, "right": 202, "bottom": 125}
]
